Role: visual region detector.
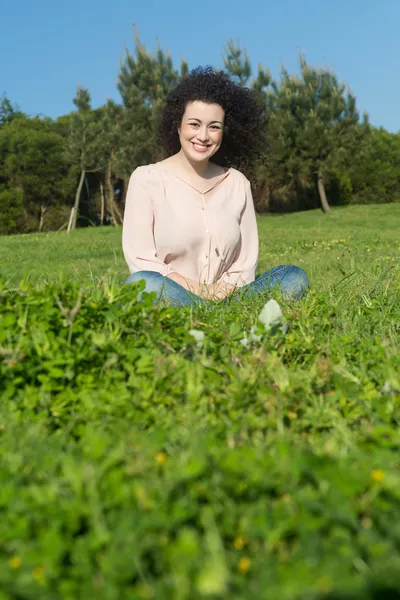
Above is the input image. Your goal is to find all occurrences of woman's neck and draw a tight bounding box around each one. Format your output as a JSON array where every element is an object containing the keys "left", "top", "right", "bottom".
[{"left": 175, "top": 150, "right": 210, "bottom": 177}]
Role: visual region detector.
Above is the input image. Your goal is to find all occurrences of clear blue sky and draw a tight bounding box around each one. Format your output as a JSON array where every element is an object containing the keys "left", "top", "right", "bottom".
[{"left": 1, "top": 0, "right": 399, "bottom": 132}]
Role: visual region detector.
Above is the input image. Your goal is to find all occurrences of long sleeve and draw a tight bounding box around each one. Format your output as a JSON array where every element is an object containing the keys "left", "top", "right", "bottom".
[
  {"left": 122, "top": 167, "right": 173, "bottom": 276},
  {"left": 218, "top": 177, "right": 259, "bottom": 287}
]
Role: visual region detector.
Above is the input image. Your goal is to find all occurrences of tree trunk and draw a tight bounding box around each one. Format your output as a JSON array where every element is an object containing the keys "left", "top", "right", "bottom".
[
  {"left": 99, "top": 178, "right": 105, "bottom": 225},
  {"left": 105, "top": 159, "right": 123, "bottom": 225},
  {"left": 67, "top": 208, "right": 75, "bottom": 233},
  {"left": 38, "top": 204, "right": 47, "bottom": 232},
  {"left": 69, "top": 169, "right": 85, "bottom": 231},
  {"left": 122, "top": 175, "right": 130, "bottom": 206},
  {"left": 317, "top": 171, "right": 331, "bottom": 213}
]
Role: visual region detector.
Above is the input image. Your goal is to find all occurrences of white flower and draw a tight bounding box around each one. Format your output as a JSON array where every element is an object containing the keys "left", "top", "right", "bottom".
[
  {"left": 240, "top": 325, "right": 262, "bottom": 348},
  {"left": 240, "top": 299, "right": 288, "bottom": 347},
  {"left": 382, "top": 381, "right": 392, "bottom": 394},
  {"left": 258, "top": 299, "right": 288, "bottom": 334},
  {"left": 188, "top": 329, "right": 205, "bottom": 349}
]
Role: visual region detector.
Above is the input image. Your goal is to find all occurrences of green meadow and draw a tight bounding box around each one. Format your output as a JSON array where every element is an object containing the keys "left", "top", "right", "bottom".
[{"left": 1, "top": 204, "right": 400, "bottom": 599}]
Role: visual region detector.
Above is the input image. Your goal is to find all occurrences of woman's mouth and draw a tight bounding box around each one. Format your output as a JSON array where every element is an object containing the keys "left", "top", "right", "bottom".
[{"left": 192, "top": 142, "right": 210, "bottom": 153}]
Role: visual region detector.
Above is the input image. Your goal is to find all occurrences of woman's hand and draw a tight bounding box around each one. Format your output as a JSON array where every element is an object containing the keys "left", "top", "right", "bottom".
[
  {"left": 167, "top": 272, "right": 236, "bottom": 300},
  {"left": 203, "top": 281, "right": 236, "bottom": 300}
]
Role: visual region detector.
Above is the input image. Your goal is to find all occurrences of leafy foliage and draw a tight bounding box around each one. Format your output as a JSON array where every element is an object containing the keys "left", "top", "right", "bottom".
[{"left": 0, "top": 114, "right": 70, "bottom": 232}]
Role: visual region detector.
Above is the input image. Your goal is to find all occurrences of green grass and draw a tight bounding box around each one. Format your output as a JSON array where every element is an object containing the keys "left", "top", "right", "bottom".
[
  {"left": 1, "top": 204, "right": 400, "bottom": 599},
  {"left": 2, "top": 203, "right": 400, "bottom": 286}
]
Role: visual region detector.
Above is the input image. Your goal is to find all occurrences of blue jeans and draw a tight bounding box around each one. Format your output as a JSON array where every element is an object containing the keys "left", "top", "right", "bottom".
[{"left": 125, "top": 265, "right": 309, "bottom": 307}]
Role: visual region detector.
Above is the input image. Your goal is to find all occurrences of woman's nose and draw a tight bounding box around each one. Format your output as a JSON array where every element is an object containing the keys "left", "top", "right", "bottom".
[{"left": 197, "top": 127, "right": 209, "bottom": 142}]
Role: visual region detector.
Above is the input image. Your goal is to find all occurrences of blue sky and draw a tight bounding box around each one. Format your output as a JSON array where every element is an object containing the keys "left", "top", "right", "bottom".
[{"left": 1, "top": 0, "right": 399, "bottom": 132}]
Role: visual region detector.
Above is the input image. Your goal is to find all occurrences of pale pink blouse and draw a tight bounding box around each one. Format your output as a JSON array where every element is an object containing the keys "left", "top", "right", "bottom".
[{"left": 122, "top": 163, "right": 259, "bottom": 287}]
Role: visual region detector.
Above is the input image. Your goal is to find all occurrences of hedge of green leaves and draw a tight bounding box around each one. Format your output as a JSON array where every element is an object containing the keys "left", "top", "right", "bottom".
[{"left": 1, "top": 277, "right": 400, "bottom": 599}]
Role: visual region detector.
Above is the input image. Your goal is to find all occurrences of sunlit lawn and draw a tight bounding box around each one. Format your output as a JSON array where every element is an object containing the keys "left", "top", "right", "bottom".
[{"left": 1, "top": 203, "right": 400, "bottom": 599}]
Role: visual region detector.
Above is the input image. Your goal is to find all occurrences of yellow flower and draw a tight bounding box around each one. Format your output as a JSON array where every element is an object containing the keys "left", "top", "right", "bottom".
[
  {"left": 9, "top": 556, "right": 21, "bottom": 569},
  {"left": 371, "top": 469, "right": 384, "bottom": 482},
  {"left": 316, "top": 576, "right": 333, "bottom": 593},
  {"left": 135, "top": 583, "right": 154, "bottom": 599},
  {"left": 234, "top": 536, "right": 246, "bottom": 550},
  {"left": 288, "top": 411, "right": 297, "bottom": 420},
  {"left": 238, "top": 556, "right": 251, "bottom": 574},
  {"left": 32, "top": 566, "right": 44, "bottom": 581},
  {"left": 155, "top": 452, "right": 166, "bottom": 465},
  {"left": 361, "top": 516, "right": 373, "bottom": 529}
]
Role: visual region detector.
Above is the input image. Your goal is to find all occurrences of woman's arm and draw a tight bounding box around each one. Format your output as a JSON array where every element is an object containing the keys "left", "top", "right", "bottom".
[
  {"left": 217, "top": 177, "right": 259, "bottom": 289},
  {"left": 122, "top": 168, "right": 176, "bottom": 276}
]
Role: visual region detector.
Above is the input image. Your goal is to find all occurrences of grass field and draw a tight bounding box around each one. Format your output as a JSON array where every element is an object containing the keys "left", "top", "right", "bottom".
[{"left": 1, "top": 204, "right": 400, "bottom": 599}]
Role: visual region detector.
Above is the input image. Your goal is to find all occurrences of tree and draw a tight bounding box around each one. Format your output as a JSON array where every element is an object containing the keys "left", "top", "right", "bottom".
[
  {"left": 117, "top": 28, "right": 187, "bottom": 186},
  {"left": 222, "top": 40, "right": 272, "bottom": 209},
  {"left": 223, "top": 39, "right": 252, "bottom": 86},
  {"left": 65, "top": 88, "right": 103, "bottom": 230},
  {"left": 269, "top": 56, "right": 362, "bottom": 212},
  {"left": 345, "top": 126, "right": 400, "bottom": 205},
  {"left": 96, "top": 100, "right": 124, "bottom": 225},
  {"left": 0, "top": 115, "right": 67, "bottom": 231},
  {"left": 0, "top": 94, "right": 24, "bottom": 126}
]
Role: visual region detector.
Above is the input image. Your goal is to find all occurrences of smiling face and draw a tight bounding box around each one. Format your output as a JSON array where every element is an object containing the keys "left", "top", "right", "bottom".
[{"left": 178, "top": 101, "right": 225, "bottom": 165}]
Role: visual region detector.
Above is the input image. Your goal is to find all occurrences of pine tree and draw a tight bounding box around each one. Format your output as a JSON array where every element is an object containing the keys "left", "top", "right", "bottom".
[
  {"left": 223, "top": 39, "right": 252, "bottom": 86},
  {"left": 270, "top": 56, "right": 361, "bottom": 212},
  {"left": 117, "top": 28, "right": 186, "bottom": 184},
  {"left": 222, "top": 40, "right": 272, "bottom": 209}
]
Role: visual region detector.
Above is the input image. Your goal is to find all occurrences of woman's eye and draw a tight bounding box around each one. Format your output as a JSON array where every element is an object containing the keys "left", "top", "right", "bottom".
[{"left": 190, "top": 122, "right": 199, "bottom": 127}]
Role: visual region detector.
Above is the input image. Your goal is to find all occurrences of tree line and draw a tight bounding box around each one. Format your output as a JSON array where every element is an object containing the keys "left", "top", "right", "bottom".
[{"left": 1, "top": 31, "right": 400, "bottom": 235}]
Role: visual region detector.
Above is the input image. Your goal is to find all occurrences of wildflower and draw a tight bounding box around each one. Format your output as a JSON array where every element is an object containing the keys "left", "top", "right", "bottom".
[
  {"left": 32, "top": 566, "right": 44, "bottom": 581},
  {"left": 9, "top": 556, "right": 21, "bottom": 569},
  {"left": 234, "top": 536, "right": 247, "bottom": 550},
  {"left": 240, "top": 299, "right": 288, "bottom": 347},
  {"left": 238, "top": 556, "right": 251, "bottom": 574},
  {"left": 371, "top": 469, "right": 384, "bottom": 482},
  {"left": 135, "top": 583, "right": 154, "bottom": 599},
  {"left": 240, "top": 326, "right": 262, "bottom": 348},
  {"left": 258, "top": 299, "right": 288, "bottom": 334},
  {"left": 361, "top": 516, "right": 373, "bottom": 529},
  {"left": 155, "top": 451, "right": 166, "bottom": 465},
  {"left": 382, "top": 381, "right": 393, "bottom": 395},
  {"left": 316, "top": 577, "right": 333, "bottom": 593},
  {"left": 189, "top": 329, "right": 204, "bottom": 349}
]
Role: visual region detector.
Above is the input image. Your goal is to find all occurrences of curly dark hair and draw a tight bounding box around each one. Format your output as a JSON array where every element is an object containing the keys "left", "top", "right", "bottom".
[{"left": 158, "top": 66, "right": 268, "bottom": 174}]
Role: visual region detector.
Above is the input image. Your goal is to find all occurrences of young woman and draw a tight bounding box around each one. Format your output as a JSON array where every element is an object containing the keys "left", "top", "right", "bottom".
[{"left": 122, "top": 67, "right": 309, "bottom": 306}]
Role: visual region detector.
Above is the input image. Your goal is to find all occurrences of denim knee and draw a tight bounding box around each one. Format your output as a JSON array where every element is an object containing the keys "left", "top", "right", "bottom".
[
  {"left": 283, "top": 266, "right": 309, "bottom": 299},
  {"left": 125, "top": 270, "right": 165, "bottom": 297}
]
